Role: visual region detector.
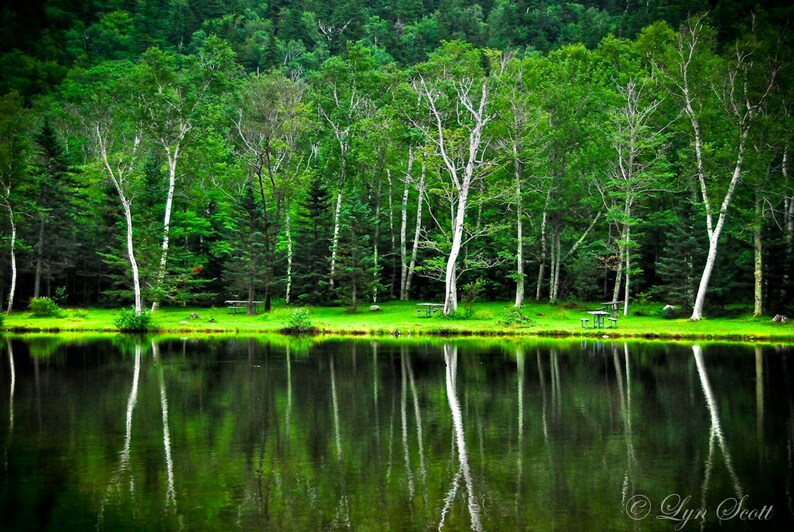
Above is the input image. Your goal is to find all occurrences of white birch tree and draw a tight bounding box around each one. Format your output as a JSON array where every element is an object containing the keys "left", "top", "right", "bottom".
[
  {"left": 658, "top": 15, "right": 778, "bottom": 320},
  {"left": 0, "top": 93, "right": 29, "bottom": 314},
  {"left": 138, "top": 37, "right": 235, "bottom": 312},
  {"left": 412, "top": 42, "right": 493, "bottom": 315},
  {"left": 66, "top": 62, "right": 145, "bottom": 314}
]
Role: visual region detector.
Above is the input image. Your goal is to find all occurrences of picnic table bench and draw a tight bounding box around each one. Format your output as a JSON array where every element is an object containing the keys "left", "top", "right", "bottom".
[
  {"left": 225, "top": 300, "right": 264, "bottom": 314},
  {"left": 416, "top": 303, "right": 444, "bottom": 318}
]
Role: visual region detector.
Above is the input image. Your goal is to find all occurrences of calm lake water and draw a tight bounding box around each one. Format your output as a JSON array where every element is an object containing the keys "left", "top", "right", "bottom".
[{"left": 1, "top": 336, "right": 792, "bottom": 531}]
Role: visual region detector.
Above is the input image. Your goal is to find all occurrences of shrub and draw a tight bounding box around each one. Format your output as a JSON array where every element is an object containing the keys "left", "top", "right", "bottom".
[
  {"left": 501, "top": 307, "right": 533, "bottom": 326},
  {"left": 0, "top": 313, "right": 4, "bottom": 328},
  {"left": 29, "top": 297, "right": 61, "bottom": 317},
  {"left": 461, "top": 278, "right": 485, "bottom": 319},
  {"left": 283, "top": 307, "right": 315, "bottom": 334},
  {"left": 114, "top": 307, "right": 155, "bottom": 332}
]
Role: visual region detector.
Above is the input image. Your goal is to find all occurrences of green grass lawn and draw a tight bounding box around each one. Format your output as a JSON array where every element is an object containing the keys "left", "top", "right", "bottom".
[{"left": 3, "top": 300, "right": 794, "bottom": 342}]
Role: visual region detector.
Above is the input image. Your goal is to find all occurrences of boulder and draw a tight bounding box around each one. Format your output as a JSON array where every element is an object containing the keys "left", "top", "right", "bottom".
[{"left": 370, "top": 305, "right": 382, "bottom": 312}]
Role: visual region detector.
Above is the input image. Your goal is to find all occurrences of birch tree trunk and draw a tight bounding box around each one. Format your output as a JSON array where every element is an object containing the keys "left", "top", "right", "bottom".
[
  {"left": 329, "top": 146, "right": 347, "bottom": 289},
  {"left": 399, "top": 149, "right": 413, "bottom": 300},
  {"left": 513, "top": 151, "right": 524, "bottom": 308},
  {"left": 151, "top": 145, "right": 179, "bottom": 312},
  {"left": 535, "top": 193, "right": 550, "bottom": 301},
  {"left": 612, "top": 236, "right": 624, "bottom": 304},
  {"left": 690, "top": 132, "right": 749, "bottom": 321},
  {"left": 97, "top": 125, "right": 143, "bottom": 314},
  {"left": 414, "top": 78, "right": 491, "bottom": 316},
  {"left": 3, "top": 201, "right": 16, "bottom": 314},
  {"left": 623, "top": 222, "right": 632, "bottom": 317},
  {"left": 753, "top": 191, "right": 763, "bottom": 317},
  {"left": 285, "top": 206, "right": 293, "bottom": 305},
  {"left": 405, "top": 160, "right": 425, "bottom": 297}
]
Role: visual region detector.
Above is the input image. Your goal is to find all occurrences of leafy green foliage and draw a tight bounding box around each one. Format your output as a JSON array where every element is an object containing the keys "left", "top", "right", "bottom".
[
  {"left": 114, "top": 307, "right": 155, "bottom": 332},
  {"left": 29, "top": 297, "right": 61, "bottom": 317},
  {"left": 461, "top": 278, "right": 485, "bottom": 319},
  {"left": 283, "top": 307, "right": 315, "bottom": 334}
]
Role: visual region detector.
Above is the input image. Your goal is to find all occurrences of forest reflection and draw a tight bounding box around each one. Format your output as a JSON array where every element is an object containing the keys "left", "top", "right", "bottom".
[{"left": 0, "top": 337, "right": 792, "bottom": 530}]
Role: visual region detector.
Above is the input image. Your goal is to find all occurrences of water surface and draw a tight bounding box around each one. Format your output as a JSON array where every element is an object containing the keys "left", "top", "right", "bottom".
[{"left": 1, "top": 336, "right": 792, "bottom": 530}]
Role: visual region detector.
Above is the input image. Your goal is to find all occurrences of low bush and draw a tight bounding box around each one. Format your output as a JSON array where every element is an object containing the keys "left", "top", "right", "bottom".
[
  {"left": 114, "top": 307, "right": 155, "bottom": 332},
  {"left": 282, "top": 307, "right": 316, "bottom": 334},
  {"left": 29, "top": 297, "right": 62, "bottom": 317},
  {"left": 501, "top": 307, "right": 534, "bottom": 326}
]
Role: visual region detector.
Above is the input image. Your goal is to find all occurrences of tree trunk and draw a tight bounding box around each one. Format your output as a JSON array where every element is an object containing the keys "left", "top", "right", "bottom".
[
  {"left": 535, "top": 192, "right": 550, "bottom": 301},
  {"left": 753, "top": 192, "right": 763, "bottom": 317},
  {"left": 444, "top": 191, "right": 468, "bottom": 315},
  {"left": 33, "top": 220, "right": 45, "bottom": 299},
  {"left": 514, "top": 151, "right": 524, "bottom": 308},
  {"left": 151, "top": 146, "right": 180, "bottom": 312},
  {"left": 329, "top": 149, "right": 347, "bottom": 289},
  {"left": 399, "top": 149, "right": 413, "bottom": 300},
  {"left": 623, "top": 223, "right": 631, "bottom": 317},
  {"left": 4, "top": 202, "right": 16, "bottom": 314},
  {"left": 122, "top": 198, "right": 143, "bottom": 315},
  {"left": 96, "top": 125, "right": 142, "bottom": 315},
  {"left": 690, "top": 132, "right": 748, "bottom": 321},
  {"left": 405, "top": 160, "right": 425, "bottom": 298},
  {"left": 783, "top": 147, "right": 792, "bottom": 306},
  {"left": 612, "top": 238, "right": 623, "bottom": 305},
  {"left": 285, "top": 206, "right": 293, "bottom": 305},
  {"left": 373, "top": 175, "right": 382, "bottom": 304}
]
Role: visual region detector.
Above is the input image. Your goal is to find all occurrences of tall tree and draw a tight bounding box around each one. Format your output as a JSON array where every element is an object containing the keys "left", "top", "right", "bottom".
[
  {"left": 64, "top": 61, "right": 146, "bottom": 314},
  {"left": 137, "top": 36, "right": 236, "bottom": 312},
  {"left": 31, "top": 118, "right": 80, "bottom": 299},
  {"left": 0, "top": 92, "right": 30, "bottom": 314},
  {"left": 412, "top": 41, "right": 493, "bottom": 315},
  {"left": 233, "top": 72, "right": 309, "bottom": 311}
]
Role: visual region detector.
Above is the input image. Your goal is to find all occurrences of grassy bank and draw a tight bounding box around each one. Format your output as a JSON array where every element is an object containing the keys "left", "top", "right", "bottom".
[{"left": 2, "top": 300, "right": 793, "bottom": 342}]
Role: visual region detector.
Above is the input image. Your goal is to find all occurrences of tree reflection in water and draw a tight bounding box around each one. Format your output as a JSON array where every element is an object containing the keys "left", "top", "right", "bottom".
[
  {"left": 693, "top": 344, "right": 744, "bottom": 509},
  {"left": 97, "top": 342, "right": 141, "bottom": 527},
  {"left": 441, "top": 344, "right": 482, "bottom": 532}
]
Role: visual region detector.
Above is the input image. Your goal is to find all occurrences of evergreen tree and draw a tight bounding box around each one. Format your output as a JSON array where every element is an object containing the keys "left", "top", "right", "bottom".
[
  {"left": 223, "top": 181, "right": 268, "bottom": 313},
  {"left": 292, "top": 174, "right": 332, "bottom": 304},
  {"left": 333, "top": 196, "right": 381, "bottom": 311},
  {"left": 31, "top": 118, "right": 81, "bottom": 300}
]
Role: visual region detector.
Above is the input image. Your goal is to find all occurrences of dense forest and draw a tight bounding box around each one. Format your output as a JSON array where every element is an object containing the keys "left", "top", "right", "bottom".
[{"left": 0, "top": 0, "right": 792, "bottom": 319}]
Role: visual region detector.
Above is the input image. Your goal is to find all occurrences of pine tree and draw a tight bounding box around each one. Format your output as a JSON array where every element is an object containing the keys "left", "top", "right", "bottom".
[
  {"left": 31, "top": 118, "right": 81, "bottom": 300},
  {"left": 333, "top": 196, "right": 381, "bottom": 312},
  {"left": 223, "top": 181, "right": 268, "bottom": 313},
  {"left": 292, "top": 174, "right": 332, "bottom": 304}
]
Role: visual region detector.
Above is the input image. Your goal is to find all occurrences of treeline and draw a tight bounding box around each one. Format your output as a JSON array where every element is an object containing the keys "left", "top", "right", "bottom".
[{"left": 0, "top": 4, "right": 792, "bottom": 319}]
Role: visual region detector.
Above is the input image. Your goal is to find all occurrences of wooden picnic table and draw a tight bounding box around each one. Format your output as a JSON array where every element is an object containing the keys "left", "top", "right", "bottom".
[
  {"left": 225, "top": 300, "right": 264, "bottom": 314},
  {"left": 587, "top": 310, "right": 610, "bottom": 329},
  {"left": 416, "top": 303, "right": 444, "bottom": 318}
]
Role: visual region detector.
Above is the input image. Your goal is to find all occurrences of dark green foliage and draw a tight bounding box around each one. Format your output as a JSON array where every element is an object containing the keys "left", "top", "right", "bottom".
[
  {"left": 223, "top": 181, "right": 269, "bottom": 312},
  {"left": 31, "top": 118, "right": 83, "bottom": 300},
  {"left": 333, "top": 196, "right": 380, "bottom": 312},
  {"left": 293, "top": 174, "right": 332, "bottom": 305},
  {"left": 29, "top": 297, "right": 61, "bottom": 317},
  {"left": 114, "top": 307, "right": 155, "bottom": 332},
  {"left": 652, "top": 206, "right": 701, "bottom": 309}
]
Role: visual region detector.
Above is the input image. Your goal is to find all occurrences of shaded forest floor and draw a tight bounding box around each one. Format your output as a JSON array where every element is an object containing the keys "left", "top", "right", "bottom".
[{"left": 3, "top": 300, "right": 794, "bottom": 342}]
